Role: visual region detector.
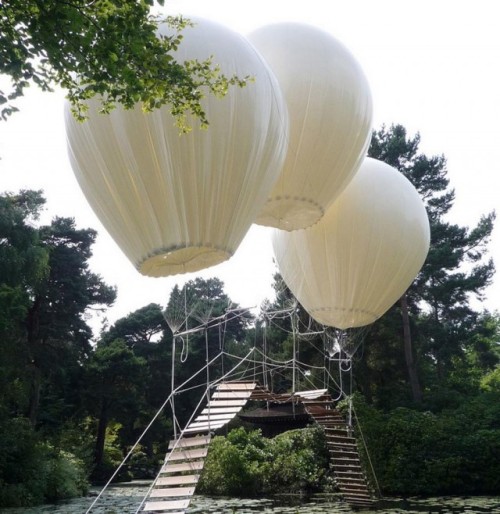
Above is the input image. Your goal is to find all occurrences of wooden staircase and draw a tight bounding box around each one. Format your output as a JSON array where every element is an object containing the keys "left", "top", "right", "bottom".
[
  {"left": 140, "top": 382, "right": 375, "bottom": 512},
  {"left": 141, "top": 381, "right": 257, "bottom": 513},
  {"left": 303, "top": 397, "right": 375, "bottom": 509}
]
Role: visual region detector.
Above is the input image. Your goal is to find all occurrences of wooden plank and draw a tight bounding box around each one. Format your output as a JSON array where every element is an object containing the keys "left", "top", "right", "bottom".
[
  {"left": 212, "top": 391, "right": 253, "bottom": 399},
  {"left": 194, "top": 413, "right": 235, "bottom": 422},
  {"left": 207, "top": 399, "right": 247, "bottom": 408},
  {"left": 183, "top": 426, "right": 223, "bottom": 435},
  {"left": 145, "top": 510, "right": 186, "bottom": 514},
  {"left": 200, "top": 406, "right": 241, "bottom": 415},
  {"left": 295, "top": 388, "right": 328, "bottom": 399},
  {"left": 156, "top": 475, "right": 199, "bottom": 486},
  {"left": 168, "top": 448, "right": 208, "bottom": 461},
  {"left": 161, "top": 461, "right": 204, "bottom": 473},
  {"left": 143, "top": 499, "right": 190, "bottom": 511},
  {"left": 168, "top": 435, "right": 211, "bottom": 449},
  {"left": 182, "top": 426, "right": 209, "bottom": 435},
  {"left": 185, "top": 420, "right": 225, "bottom": 430},
  {"left": 217, "top": 382, "right": 256, "bottom": 391},
  {"left": 149, "top": 486, "right": 196, "bottom": 498}
]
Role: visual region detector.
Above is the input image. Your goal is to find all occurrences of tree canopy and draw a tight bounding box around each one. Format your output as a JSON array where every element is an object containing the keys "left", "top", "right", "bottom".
[
  {"left": 0, "top": 0, "right": 247, "bottom": 129},
  {"left": 358, "top": 124, "right": 497, "bottom": 407}
]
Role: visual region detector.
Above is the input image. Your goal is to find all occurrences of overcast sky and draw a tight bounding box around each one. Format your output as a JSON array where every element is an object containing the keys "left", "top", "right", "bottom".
[{"left": 1, "top": 0, "right": 499, "bottom": 335}]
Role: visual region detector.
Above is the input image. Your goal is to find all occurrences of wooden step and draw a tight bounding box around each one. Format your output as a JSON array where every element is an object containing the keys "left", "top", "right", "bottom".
[
  {"left": 216, "top": 382, "right": 256, "bottom": 391},
  {"left": 334, "top": 464, "right": 364, "bottom": 472},
  {"left": 337, "top": 482, "right": 371, "bottom": 491},
  {"left": 149, "top": 486, "right": 196, "bottom": 498},
  {"left": 335, "top": 473, "right": 368, "bottom": 480},
  {"left": 330, "top": 446, "right": 359, "bottom": 453},
  {"left": 334, "top": 455, "right": 361, "bottom": 465},
  {"left": 143, "top": 499, "right": 190, "bottom": 511},
  {"left": 155, "top": 475, "right": 199, "bottom": 486},
  {"left": 207, "top": 399, "right": 248, "bottom": 408},
  {"left": 183, "top": 421, "right": 225, "bottom": 434},
  {"left": 326, "top": 436, "right": 357, "bottom": 445},
  {"left": 161, "top": 461, "right": 204, "bottom": 473},
  {"left": 211, "top": 391, "right": 254, "bottom": 400},
  {"left": 168, "top": 436, "right": 211, "bottom": 449},
  {"left": 169, "top": 448, "right": 208, "bottom": 461},
  {"left": 343, "top": 493, "right": 373, "bottom": 501},
  {"left": 342, "top": 490, "right": 373, "bottom": 499},
  {"left": 200, "top": 406, "right": 241, "bottom": 415},
  {"left": 343, "top": 489, "right": 372, "bottom": 496},
  {"left": 195, "top": 413, "right": 236, "bottom": 422}
]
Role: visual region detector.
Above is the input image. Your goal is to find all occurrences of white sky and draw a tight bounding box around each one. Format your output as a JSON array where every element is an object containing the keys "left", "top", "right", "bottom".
[{"left": 1, "top": 0, "right": 499, "bottom": 336}]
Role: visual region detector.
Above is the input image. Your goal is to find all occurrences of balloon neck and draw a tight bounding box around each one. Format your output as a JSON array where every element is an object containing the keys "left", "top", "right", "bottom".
[
  {"left": 256, "top": 195, "right": 324, "bottom": 230},
  {"left": 138, "top": 244, "right": 232, "bottom": 277}
]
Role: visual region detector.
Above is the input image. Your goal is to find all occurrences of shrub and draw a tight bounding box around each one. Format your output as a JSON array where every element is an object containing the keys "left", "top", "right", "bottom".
[
  {"left": 198, "top": 425, "right": 329, "bottom": 497},
  {"left": 0, "top": 416, "right": 89, "bottom": 507},
  {"left": 44, "top": 449, "right": 89, "bottom": 502}
]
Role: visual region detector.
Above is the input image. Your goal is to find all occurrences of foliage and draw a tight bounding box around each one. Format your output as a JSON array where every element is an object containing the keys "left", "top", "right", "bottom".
[
  {"left": 352, "top": 392, "right": 500, "bottom": 496},
  {"left": 164, "top": 278, "right": 253, "bottom": 425},
  {"left": 43, "top": 448, "right": 89, "bottom": 503},
  {"left": 0, "top": 190, "right": 115, "bottom": 505},
  {"left": 198, "top": 426, "right": 330, "bottom": 497},
  {"left": 359, "top": 124, "right": 497, "bottom": 406},
  {"left": 0, "top": 1, "right": 248, "bottom": 129},
  {"left": 0, "top": 415, "right": 88, "bottom": 507},
  {"left": 83, "top": 339, "right": 147, "bottom": 480}
]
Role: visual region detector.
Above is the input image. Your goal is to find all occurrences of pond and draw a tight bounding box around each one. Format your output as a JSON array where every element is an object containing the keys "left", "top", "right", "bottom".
[{"left": 1, "top": 481, "right": 499, "bottom": 513}]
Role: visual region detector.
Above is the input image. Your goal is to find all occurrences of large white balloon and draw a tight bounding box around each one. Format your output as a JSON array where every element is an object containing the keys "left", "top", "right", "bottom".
[
  {"left": 248, "top": 23, "right": 373, "bottom": 231},
  {"left": 272, "top": 158, "right": 430, "bottom": 329},
  {"left": 65, "top": 18, "right": 288, "bottom": 277}
]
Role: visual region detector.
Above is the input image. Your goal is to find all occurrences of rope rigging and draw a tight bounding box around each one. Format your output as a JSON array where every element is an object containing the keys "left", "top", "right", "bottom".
[{"left": 87, "top": 288, "right": 377, "bottom": 512}]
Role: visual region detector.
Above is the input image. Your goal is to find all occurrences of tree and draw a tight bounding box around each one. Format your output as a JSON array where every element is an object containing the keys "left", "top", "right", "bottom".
[
  {"left": 363, "top": 124, "right": 496, "bottom": 406},
  {"left": 0, "top": 190, "right": 49, "bottom": 418},
  {"left": 101, "top": 302, "right": 168, "bottom": 348},
  {"left": 0, "top": 1, "right": 248, "bottom": 128},
  {"left": 26, "top": 216, "right": 116, "bottom": 426},
  {"left": 0, "top": 190, "right": 116, "bottom": 426},
  {"left": 164, "top": 277, "right": 252, "bottom": 423},
  {"left": 83, "top": 339, "right": 147, "bottom": 478},
  {"left": 99, "top": 303, "right": 173, "bottom": 458}
]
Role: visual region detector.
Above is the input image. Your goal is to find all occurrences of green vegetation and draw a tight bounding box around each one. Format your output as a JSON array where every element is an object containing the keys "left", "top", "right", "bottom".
[
  {"left": 0, "top": 1, "right": 247, "bottom": 129},
  {"left": 349, "top": 390, "right": 500, "bottom": 496},
  {"left": 198, "top": 426, "right": 330, "bottom": 497},
  {"left": 0, "top": 124, "right": 499, "bottom": 506}
]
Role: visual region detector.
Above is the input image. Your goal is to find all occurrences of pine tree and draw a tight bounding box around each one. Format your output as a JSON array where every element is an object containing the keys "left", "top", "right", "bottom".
[{"left": 363, "top": 124, "right": 496, "bottom": 406}]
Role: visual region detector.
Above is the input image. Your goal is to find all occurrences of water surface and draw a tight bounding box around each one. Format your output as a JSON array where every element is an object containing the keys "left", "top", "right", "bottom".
[{"left": 1, "top": 481, "right": 498, "bottom": 513}]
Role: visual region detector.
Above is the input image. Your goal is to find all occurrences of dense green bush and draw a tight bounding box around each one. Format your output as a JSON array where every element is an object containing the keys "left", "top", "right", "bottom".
[
  {"left": 44, "top": 449, "right": 89, "bottom": 503},
  {"left": 0, "top": 417, "right": 47, "bottom": 507},
  {"left": 198, "top": 425, "right": 330, "bottom": 497},
  {"left": 0, "top": 416, "right": 89, "bottom": 508},
  {"left": 351, "top": 392, "right": 500, "bottom": 496}
]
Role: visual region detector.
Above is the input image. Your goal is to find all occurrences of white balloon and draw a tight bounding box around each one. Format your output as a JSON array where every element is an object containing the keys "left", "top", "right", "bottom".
[
  {"left": 273, "top": 158, "right": 430, "bottom": 329},
  {"left": 65, "top": 18, "right": 288, "bottom": 277},
  {"left": 249, "top": 23, "right": 373, "bottom": 230}
]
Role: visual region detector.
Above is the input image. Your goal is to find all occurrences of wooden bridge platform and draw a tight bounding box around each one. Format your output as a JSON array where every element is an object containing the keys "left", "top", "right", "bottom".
[{"left": 140, "top": 381, "right": 375, "bottom": 512}]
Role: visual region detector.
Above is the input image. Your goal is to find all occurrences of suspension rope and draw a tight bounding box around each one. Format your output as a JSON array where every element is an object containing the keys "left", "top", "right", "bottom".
[{"left": 351, "top": 401, "right": 382, "bottom": 499}]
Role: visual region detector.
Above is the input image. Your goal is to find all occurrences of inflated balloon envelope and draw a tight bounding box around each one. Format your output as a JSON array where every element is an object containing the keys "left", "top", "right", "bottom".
[
  {"left": 272, "top": 157, "right": 431, "bottom": 329},
  {"left": 65, "top": 17, "right": 288, "bottom": 277},
  {"left": 248, "top": 23, "right": 373, "bottom": 231}
]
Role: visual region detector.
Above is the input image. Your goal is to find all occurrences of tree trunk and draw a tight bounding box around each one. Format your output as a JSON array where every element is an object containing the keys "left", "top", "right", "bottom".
[
  {"left": 28, "top": 364, "right": 42, "bottom": 426},
  {"left": 94, "top": 400, "right": 109, "bottom": 467},
  {"left": 400, "top": 294, "right": 423, "bottom": 403},
  {"left": 26, "top": 296, "right": 42, "bottom": 426}
]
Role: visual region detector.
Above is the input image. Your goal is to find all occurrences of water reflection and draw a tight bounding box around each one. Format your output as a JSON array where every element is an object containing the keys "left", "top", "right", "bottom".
[{"left": 1, "top": 482, "right": 499, "bottom": 513}]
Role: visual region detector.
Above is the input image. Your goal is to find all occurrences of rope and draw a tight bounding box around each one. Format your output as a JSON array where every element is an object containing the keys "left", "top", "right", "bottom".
[
  {"left": 351, "top": 401, "right": 383, "bottom": 500},
  {"left": 85, "top": 388, "right": 175, "bottom": 514}
]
